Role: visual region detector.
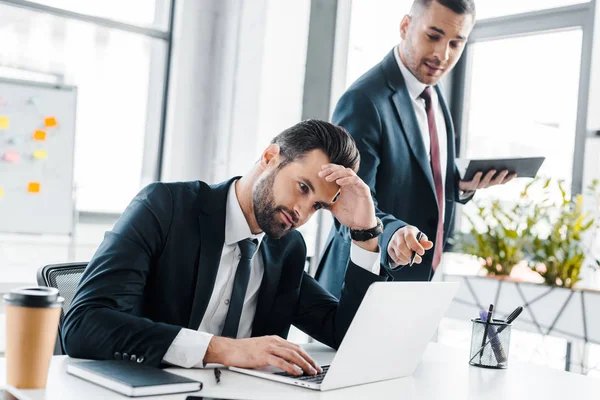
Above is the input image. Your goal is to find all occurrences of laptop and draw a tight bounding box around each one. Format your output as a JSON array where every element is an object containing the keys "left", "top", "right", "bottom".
[{"left": 230, "top": 281, "right": 459, "bottom": 391}]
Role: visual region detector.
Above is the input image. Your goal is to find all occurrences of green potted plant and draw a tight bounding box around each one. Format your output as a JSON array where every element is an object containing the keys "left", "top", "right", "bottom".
[
  {"left": 527, "top": 179, "right": 600, "bottom": 288},
  {"left": 453, "top": 177, "right": 600, "bottom": 287},
  {"left": 451, "top": 190, "right": 535, "bottom": 277}
]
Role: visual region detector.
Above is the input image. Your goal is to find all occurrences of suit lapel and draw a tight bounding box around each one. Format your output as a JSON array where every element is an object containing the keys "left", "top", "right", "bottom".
[
  {"left": 251, "top": 238, "right": 282, "bottom": 337},
  {"left": 391, "top": 90, "right": 435, "bottom": 195},
  {"left": 381, "top": 49, "right": 435, "bottom": 196},
  {"left": 187, "top": 179, "right": 235, "bottom": 330}
]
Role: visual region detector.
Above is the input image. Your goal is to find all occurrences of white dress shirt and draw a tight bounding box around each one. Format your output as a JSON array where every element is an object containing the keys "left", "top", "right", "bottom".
[
  {"left": 394, "top": 45, "right": 448, "bottom": 222},
  {"left": 163, "top": 181, "right": 381, "bottom": 368}
]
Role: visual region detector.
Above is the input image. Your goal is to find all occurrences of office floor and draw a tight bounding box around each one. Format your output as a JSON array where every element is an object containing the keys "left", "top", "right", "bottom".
[{"left": 1, "top": 221, "right": 599, "bottom": 379}]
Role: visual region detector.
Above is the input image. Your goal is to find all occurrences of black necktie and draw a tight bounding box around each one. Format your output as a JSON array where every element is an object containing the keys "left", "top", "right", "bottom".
[{"left": 221, "top": 238, "right": 258, "bottom": 338}]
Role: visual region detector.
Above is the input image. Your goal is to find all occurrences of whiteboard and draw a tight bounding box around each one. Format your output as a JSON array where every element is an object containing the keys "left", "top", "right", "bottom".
[{"left": 0, "top": 78, "right": 77, "bottom": 235}]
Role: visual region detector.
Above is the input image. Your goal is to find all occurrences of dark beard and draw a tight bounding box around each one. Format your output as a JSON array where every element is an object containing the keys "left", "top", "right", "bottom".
[{"left": 253, "top": 170, "right": 294, "bottom": 239}]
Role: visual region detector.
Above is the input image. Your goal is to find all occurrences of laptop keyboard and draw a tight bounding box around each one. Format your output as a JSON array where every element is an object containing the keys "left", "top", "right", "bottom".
[{"left": 274, "top": 365, "right": 330, "bottom": 384}]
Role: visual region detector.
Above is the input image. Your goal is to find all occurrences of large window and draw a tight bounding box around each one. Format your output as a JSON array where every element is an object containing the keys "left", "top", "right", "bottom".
[
  {"left": 27, "top": 0, "right": 170, "bottom": 30},
  {"left": 476, "top": 0, "right": 590, "bottom": 20},
  {"left": 462, "top": 30, "right": 583, "bottom": 201},
  {"left": 345, "top": 0, "right": 412, "bottom": 89},
  {"left": 0, "top": 1, "right": 170, "bottom": 213}
]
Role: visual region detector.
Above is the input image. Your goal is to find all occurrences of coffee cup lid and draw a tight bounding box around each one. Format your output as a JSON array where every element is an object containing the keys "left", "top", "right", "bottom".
[{"left": 3, "top": 287, "right": 65, "bottom": 308}]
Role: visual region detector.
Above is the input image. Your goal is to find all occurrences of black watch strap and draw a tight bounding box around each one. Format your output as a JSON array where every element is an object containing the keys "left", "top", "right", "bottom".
[{"left": 350, "top": 217, "right": 383, "bottom": 241}]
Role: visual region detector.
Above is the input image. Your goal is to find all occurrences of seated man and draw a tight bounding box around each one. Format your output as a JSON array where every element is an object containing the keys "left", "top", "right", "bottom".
[{"left": 62, "top": 120, "right": 390, "bottom": 376}]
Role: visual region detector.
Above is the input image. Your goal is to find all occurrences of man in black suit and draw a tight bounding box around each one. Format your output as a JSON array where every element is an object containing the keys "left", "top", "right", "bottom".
[
  {"left": 317, "top": 0, "right": 515, "bottom": 297},
  {"left": 63, "top": 120, "right": 389, "bottom": 376}
]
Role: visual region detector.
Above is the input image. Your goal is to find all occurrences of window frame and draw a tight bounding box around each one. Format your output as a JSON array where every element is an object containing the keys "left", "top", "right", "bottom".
[
  {"left": 452, "top": 1, "right": 597, "bottom": 196},
  {"left": 0, "top": 0, "right": 175, "bottom": 219}
]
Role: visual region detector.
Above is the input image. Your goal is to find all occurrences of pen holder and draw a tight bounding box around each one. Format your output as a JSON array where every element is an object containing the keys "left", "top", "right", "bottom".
[{"left": 469, "top": 318, "right": 511, "bottom": 369}]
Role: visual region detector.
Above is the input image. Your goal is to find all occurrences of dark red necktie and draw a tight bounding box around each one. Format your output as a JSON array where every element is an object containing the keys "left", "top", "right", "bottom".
[{"left": 420, "top": 87, "right": 444, "bottom": 270}]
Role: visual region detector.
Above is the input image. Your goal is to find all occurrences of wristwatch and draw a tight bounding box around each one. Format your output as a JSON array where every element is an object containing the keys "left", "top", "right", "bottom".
[{"left": 350, "top": 217, "right": 383, "bottom": 241}]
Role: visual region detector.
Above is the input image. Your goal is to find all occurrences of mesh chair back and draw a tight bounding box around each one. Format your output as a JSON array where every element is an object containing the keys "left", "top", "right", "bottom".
[{"left": 37, "top": 262, "right": 87, "bottom": 354}]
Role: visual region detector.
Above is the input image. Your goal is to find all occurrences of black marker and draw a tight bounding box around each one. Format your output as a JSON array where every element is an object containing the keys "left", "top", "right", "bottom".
[
  {"left": 479, "top": 304, "right": 494, "bottom": 362},
  {"left": 214, "top": 368, "right": 221, "bottom": 384}
]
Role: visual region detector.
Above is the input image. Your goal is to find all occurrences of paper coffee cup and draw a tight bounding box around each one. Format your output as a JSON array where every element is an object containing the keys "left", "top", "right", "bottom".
[{"left": 3, "top": 287, "right": 64, "bottom": 389}]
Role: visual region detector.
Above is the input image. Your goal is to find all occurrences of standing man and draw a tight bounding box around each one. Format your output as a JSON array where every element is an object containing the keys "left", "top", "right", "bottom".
[{"left": 317, "top": 0, "right": 514, "bottom": 297}]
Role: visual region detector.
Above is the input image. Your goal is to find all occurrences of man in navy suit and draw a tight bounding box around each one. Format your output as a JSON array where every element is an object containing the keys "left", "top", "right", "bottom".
[
  {"left": 63, "top": 120, "right": 389, "bottom": 376},
  {"left": 317, "top": 0, "right": 515, "bottom": 297}
]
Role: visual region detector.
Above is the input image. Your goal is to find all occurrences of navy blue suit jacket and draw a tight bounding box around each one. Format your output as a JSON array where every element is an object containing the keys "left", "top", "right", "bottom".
[
  {"left": 62, "top": 179, "right": 388, "bottom": 367},
  {"left": 316, "top": 49, "right": 468, "bottom": 297}
]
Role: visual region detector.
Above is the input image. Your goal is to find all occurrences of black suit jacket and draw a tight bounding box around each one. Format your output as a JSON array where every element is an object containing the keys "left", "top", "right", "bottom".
[
  {"left": 316, "top": 49, "right": 469, "bottom": 297},
  {"left": 62, "top": 179, "right": 388, "bottom": 367}
]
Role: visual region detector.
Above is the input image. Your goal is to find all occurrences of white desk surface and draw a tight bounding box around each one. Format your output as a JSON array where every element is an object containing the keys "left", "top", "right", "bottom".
[{"left": 1, "top": 342, "right": 597, "bottom": 400}]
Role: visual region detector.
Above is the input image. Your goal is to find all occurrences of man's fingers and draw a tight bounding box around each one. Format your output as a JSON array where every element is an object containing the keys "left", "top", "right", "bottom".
[
  {"left": 404, "top": 231, "right": 425, "bottom": 256},
  {"left": 470, "top": 171, "right": 483, "bottom": 187},
  {"left": 390, "top": 246, "right": 410, "bottom": 265},
  {"left": 277, "top": 341, "right": 321, "bottom": 374},
  {"left": 490, "top": 170, "right": 509, "bottom": 186},
  {"left": 479, "top": 170, "right": 496, "bottom": 188},
  {"left": 321, "top": 168, "right": 355, "bottom": 182},
  {"left": 421, "top": 240, "right": 434, "bottom": 250},
  {"left": 335, "top": 176, "right": 361, "bottom": 186},
  {"left": 388, "top": 247, "right": 402, "bottom": 265},
  {"left": 503, "top": 173, "right": 517, "bottom": 184},
  {"left": 396, "top": 243, "right": 413, "bottom": 260},
  {"left": 293, "top": 345, "right": 322, "bottom": 373},
  {"left": 412, "top": 254, "right": 423, "bottom": 264},
  {"left": 267, "top": 355, "right": 302, "bottom": 376},
  {"left": 275, "top": 339, "right": 322, "bottom": 374},
  {"left": 319, "top": 164, "right": 346, "bottom": 175},
  {"left": 274, "top": 348, "right": 317, "bottom": 375},
  {"left": 397, "top": 256, "right": 410, "bottom": 265}
]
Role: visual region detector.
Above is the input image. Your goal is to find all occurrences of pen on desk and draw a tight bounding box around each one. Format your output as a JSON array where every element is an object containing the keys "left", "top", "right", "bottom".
[
  {"left": 409, "top": 232, "right": 424, "bottom": 266},
  {"left": 214, "top": 368, "right": 221, "bottom": 384},
  {"left": 479, "top": 304, "right": 494, "bottom": 362}
]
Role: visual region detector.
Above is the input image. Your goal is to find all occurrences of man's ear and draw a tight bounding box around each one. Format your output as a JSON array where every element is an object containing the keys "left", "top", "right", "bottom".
[
  {"left": 259, "top": 143, "right": 281, "bottom": 170},
  {"left": 400, "top": 14, "right": 411, "bottom": 40}
]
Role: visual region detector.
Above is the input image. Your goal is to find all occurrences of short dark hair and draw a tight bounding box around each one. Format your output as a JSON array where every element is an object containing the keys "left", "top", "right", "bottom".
[
  {"left": 270, "top": 119, "right": 360, "bottom": 171},
  {"left": 412, "top": 0, "right": 476, "bottom": 16}
]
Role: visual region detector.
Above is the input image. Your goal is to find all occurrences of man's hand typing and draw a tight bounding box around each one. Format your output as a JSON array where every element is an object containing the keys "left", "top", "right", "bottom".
[{"left": 204, "top": 336, "right": 323, "bottom": 376}]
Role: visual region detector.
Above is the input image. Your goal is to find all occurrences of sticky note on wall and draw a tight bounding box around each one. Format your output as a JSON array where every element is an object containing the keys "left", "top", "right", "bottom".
[
  {"left": 33, "top": 150, "right": 48, "bottom": 160},
  {"left": 0, "top": 187, "right": 4, "bottom": 198},
  {"left": 45, "top": 117, "right": 58, "bottom": 127},
  {"left": 0, "top": 116, "right": 8, "bottom": 129},
  {"left": 27, "top": 182, "right": 41, "bottom": 193},
  {"left": 3, "top": 151, "right": 20, "bottom": 163},
  {"left": 33, "top": 130, "right": 46, "bottom": 141}
]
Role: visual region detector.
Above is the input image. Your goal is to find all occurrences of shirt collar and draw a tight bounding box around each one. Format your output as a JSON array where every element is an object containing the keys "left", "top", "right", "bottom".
[
  {"left": 394, "top": 44, "right": 429, "bottom": 101},
  {"left": 225, "top": 180, "right": 265, "bottom": 247}
]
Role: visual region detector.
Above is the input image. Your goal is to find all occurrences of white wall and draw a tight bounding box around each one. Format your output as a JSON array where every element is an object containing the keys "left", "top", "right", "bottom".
[
  {"left": 162, "top": 0, "right": 251, "bottom": 183},
  {"left": 162, "top": 0, "right": 312, "bottom": 184},
  {"left": 254, "top": 0, "right": 311, "bottom": 160}
]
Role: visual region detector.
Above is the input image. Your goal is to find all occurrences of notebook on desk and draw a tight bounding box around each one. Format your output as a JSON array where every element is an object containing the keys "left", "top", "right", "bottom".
[{"left": 67, "top": 360, "right": 202, "bottom": 397}]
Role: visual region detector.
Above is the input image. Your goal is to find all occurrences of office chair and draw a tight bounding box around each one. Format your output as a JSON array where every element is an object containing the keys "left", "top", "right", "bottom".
[{"left": 36, "top": 262, "right": 87, "bottom": 355}]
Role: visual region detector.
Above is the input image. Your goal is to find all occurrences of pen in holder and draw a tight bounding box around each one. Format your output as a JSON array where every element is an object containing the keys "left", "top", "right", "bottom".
[{"left": 468, "top": 317, "right": 511, "bottom": 369}]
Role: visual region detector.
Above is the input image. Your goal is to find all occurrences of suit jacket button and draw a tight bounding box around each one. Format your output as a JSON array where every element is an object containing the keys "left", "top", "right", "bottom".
[
  {"left": 122, "top": 353, "right": 129, "bottom": 360},
  {"left": 136, "top": 356, "right": 145, "bottom": 364},
  {"left": 114, "top": 352, "right": 121, "bottom": 360},
  {"left": 130, "top": 354, "right": 137, "bottom": 362}
]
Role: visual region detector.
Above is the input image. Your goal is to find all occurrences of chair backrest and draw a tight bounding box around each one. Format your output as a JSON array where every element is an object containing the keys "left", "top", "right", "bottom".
[{"left": 37, "top": 262, "right": 87, "bottom": 355}]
